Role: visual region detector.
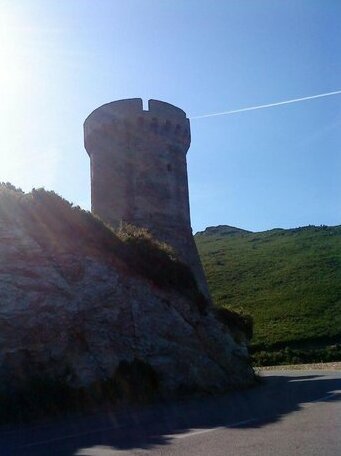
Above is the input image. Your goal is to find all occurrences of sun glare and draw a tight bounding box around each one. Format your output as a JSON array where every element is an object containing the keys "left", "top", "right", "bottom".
[
  {"left": 0, "top": 5, "right": 43, "bottom": 189},
  {"left": 0, "top": 8, "right": 27, "bottom": 96}
]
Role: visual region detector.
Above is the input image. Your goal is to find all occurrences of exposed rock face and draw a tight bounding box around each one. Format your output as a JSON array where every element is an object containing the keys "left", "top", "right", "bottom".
[{"left": 0, "top": 187, "right": 254, "bottom": 396}]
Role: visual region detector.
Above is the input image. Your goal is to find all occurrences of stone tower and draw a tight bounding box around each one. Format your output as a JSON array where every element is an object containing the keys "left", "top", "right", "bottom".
[{"left": 84, "top": 98, "right": 209, "bottom": 297}]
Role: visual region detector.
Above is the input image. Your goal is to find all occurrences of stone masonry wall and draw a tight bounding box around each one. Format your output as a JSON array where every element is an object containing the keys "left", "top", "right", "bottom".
[{"left": 84, "top": 99, "right": 209, "bottom": 297}]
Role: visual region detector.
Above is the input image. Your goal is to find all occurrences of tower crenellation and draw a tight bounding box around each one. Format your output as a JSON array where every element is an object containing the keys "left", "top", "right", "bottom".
[{"left": 84, "top": 99, "right": 190, "bottom": 151}]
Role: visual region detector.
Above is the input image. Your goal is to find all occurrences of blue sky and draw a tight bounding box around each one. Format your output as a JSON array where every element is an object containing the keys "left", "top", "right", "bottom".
[{"left": 0, "top": 0, "right": 340, "bottom": 232}]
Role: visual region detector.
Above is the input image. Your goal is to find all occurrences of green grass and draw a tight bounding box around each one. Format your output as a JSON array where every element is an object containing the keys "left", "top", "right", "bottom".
[
  {"left": 195, "top": 225, "right": 341, "bottom": 353},
  {"left": 251, "top": 344, "right": 341, "bottom": 367}
]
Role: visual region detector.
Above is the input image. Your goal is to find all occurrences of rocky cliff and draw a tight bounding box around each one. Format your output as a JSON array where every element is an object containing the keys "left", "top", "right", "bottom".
[{"left": 0, "top": 185, "right": 254, "bottom": 408}]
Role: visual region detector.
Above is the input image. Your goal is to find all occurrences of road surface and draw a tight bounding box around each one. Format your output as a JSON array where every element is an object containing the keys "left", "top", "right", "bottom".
[{"left": 0, "top": 370, "right": 340, "bottom": 455}]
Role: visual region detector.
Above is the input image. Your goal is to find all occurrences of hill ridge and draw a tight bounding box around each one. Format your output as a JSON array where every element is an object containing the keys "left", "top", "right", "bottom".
[
  {"left": 196, "top": 224, "right": 341, "bottom": 237},
  {"left": 196, "top": 225, "right": 252, "bottom": 237}
]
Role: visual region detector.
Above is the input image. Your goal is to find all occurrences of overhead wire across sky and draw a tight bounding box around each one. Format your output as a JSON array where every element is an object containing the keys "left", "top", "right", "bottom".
[{"left": 190, "top": 89, "right": 341, "bottom": 119}]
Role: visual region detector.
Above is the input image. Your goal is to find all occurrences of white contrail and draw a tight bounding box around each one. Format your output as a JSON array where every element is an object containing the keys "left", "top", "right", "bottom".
[{"left": 190, "top": 89, "right": 341, "bottom": 119}]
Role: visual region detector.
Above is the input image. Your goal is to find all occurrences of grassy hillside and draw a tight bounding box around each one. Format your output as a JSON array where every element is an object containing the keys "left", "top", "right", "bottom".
[{"left": 196, "top": 225, "right": 341, "bottom": 357}]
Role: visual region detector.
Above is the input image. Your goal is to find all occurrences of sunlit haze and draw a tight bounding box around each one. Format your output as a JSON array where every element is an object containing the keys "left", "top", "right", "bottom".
[{"left": 0, "top": 0, "right": 340, "bottom": 232}]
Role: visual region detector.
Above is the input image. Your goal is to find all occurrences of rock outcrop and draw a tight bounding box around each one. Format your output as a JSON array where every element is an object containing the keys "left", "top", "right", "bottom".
[{"left": 0, "top": 185, "right": 254, "bottom": 400}]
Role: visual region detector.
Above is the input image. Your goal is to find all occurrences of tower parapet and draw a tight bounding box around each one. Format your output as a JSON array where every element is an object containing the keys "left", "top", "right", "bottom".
[
  {"left": 84, "top": 99, "right": 190, "bottom": 151},
  {"left": 84, "top": 98, "right": 209, "bottom": 297}
]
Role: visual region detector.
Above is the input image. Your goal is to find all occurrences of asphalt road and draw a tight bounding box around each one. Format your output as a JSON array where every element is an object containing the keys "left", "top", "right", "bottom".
[{"left": 0, "top": 370, "right": 340, "bottom": 456}]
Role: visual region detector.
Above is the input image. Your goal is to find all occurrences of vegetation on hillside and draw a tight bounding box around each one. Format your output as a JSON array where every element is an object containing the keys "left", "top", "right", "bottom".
[
  {"left": 196, "top": 224, "right": 341, "bottom": 364},
  {"left": 0, "top": 183, "right": 206, "bottom": 308},
  {"left": 213, "top": 307, "right": 253, "bottom": 342}
]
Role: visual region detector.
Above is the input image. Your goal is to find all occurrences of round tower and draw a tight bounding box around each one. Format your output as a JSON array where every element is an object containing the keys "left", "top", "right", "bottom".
[{"left": 84, "top": 98, "right": 209, "bottom": 297}]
